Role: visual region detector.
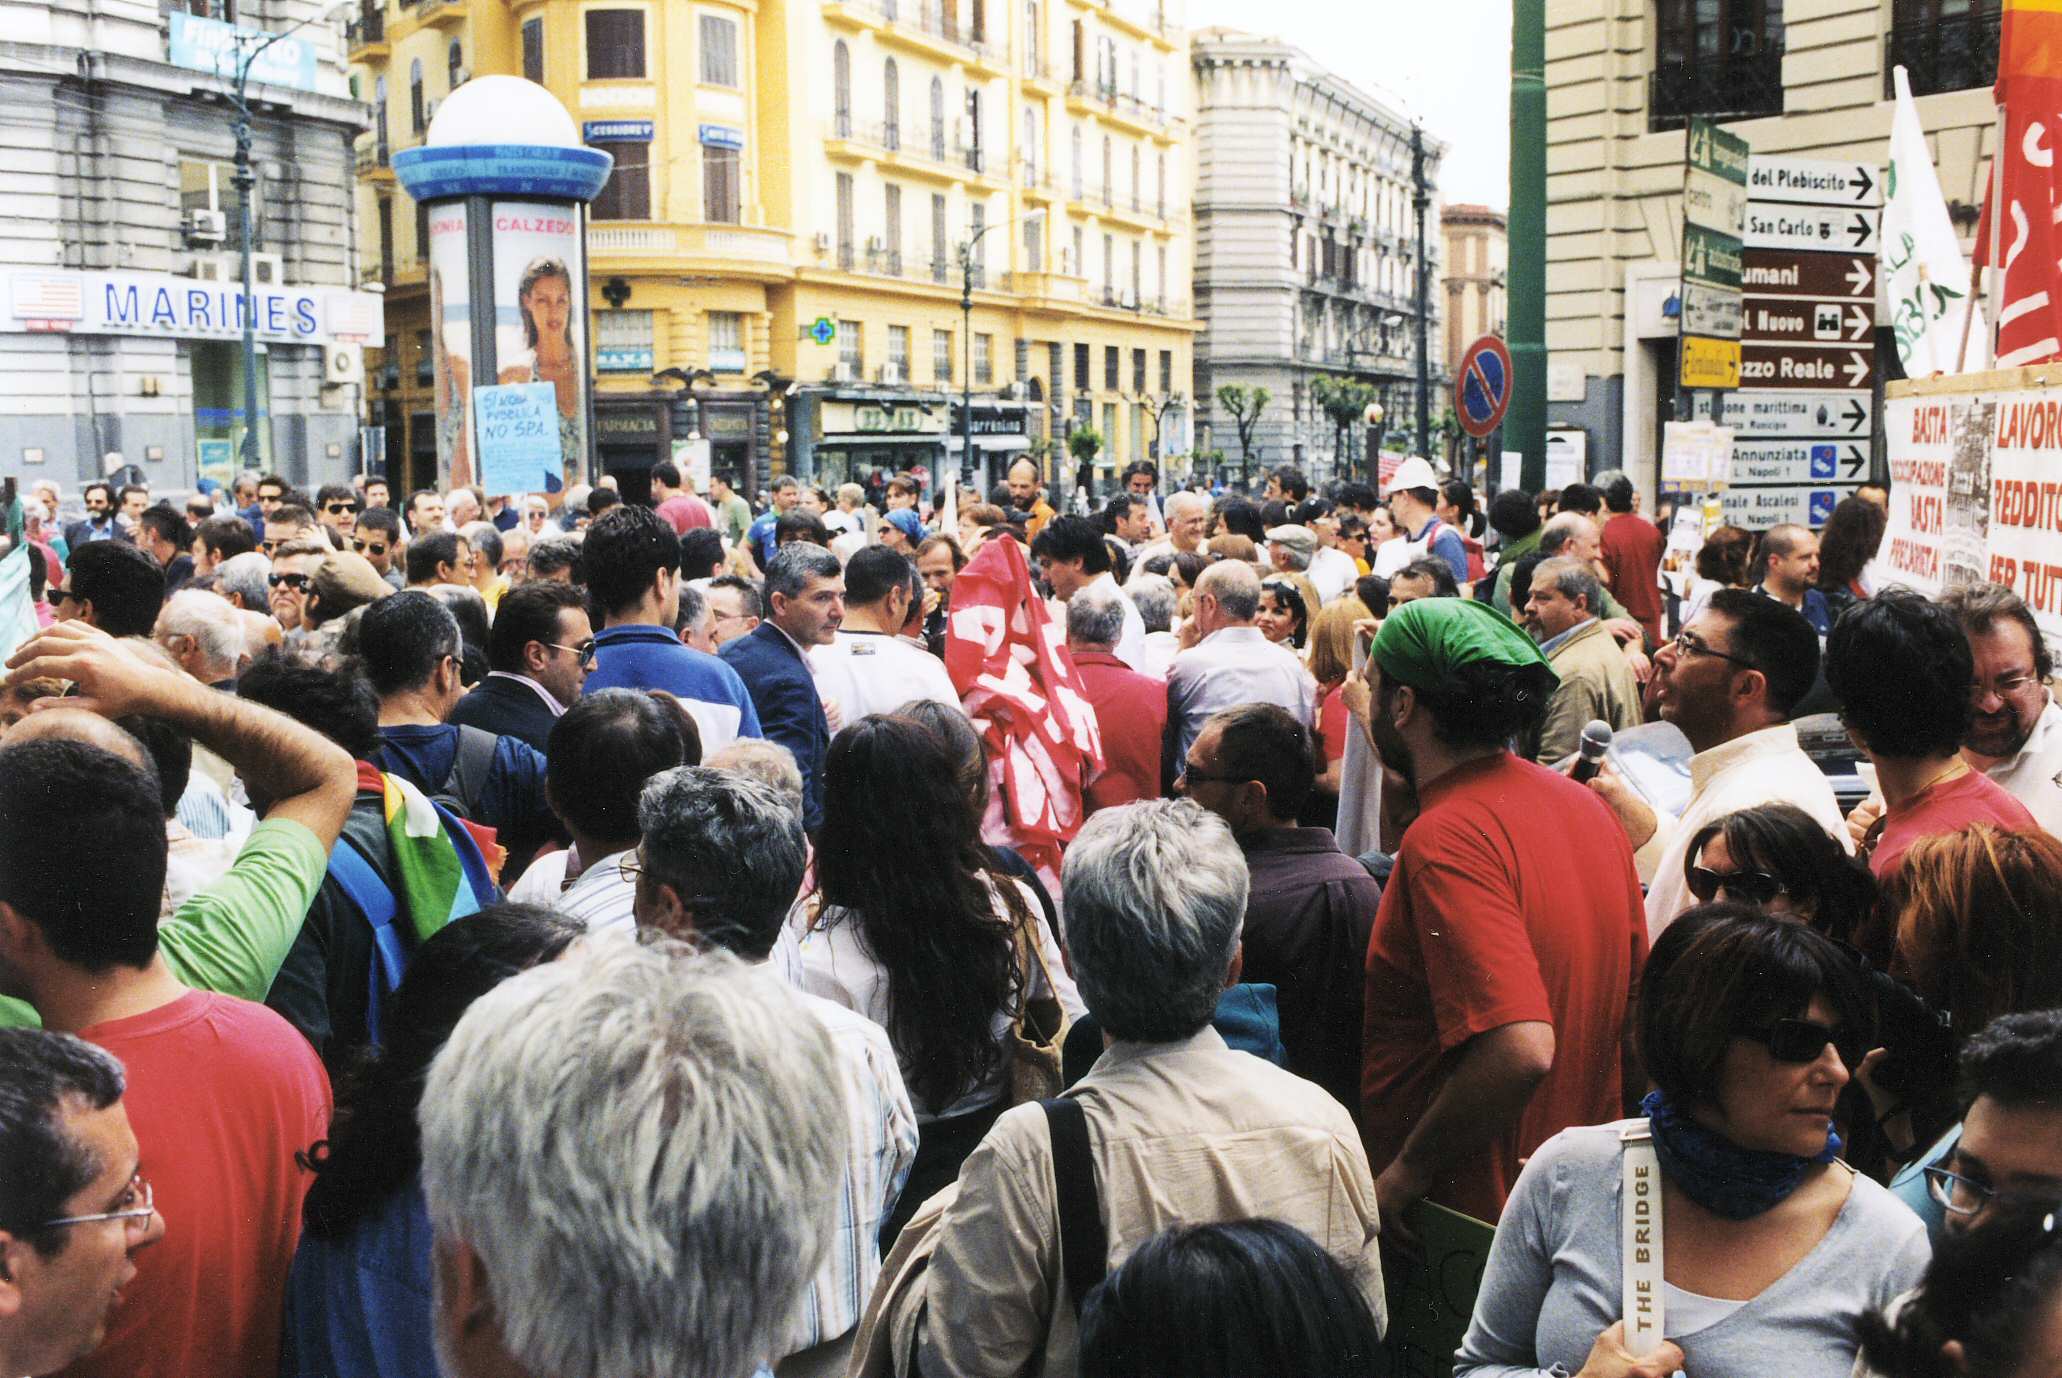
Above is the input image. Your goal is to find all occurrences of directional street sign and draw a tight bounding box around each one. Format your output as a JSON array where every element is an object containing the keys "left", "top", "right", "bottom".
[
  {"left": 1741, "top": 299, "right": 1873, "bottom": 345},
  {"left": 1742, "top": 249, "right": 1874, "bottom": 300},
  {"left": 1719, "top": 483, "right": 1862, "bottom": 529},
  {"left": 1688, "top": 119, "right": 1752, "bottom": 187},
  {"left": 1686, "top": 167, "right": 1749, "bottom": 237},
  {"left": 1744, "top": 202, "right": 1880, "bottom": 254},
  {"left": 1454, "top": 334, "right": 1513, "bottom": 439},
  {"left": 1720, "top": 390, "right": 1874, "bottom": 438},
  {"left": 1740, "top": 343, "right": 1873, "bottom": 390},
  {"left": 1682, "top": 223, "right": 1745, "bottom": 290},
  {"left": 1683, "top": 282, "right": 1744, "bottom": 340},
  {"left": 1746, "top": 155, "right": 1882, "bottom": 207},
  {"left": 1681, "top": 335, "right": 1743, "bottom": 389},
  {"left": 1730, "top": 439, "right": 1870, "bottom": 484}
]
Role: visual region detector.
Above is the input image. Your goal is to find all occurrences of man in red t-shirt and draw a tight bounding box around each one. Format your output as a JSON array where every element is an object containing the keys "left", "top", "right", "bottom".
[
  {"left": 1596, "top": 472, "right": 1666, "bottom": 645},
  {"left": 651, "top": 459, "right": 715, "bottom": 535},
  {"left": 1825, "top": 589, "right": 2040, "bottom": 878},
  {"left": 1351, "top": 598, "right": 1647, "bottom": 1229},
  {"left": 0, "top": 632, "right": 352, "bottom": 1378},
  {"left": 1066, "top": 583, "right": 1167, "bottom": 808}
]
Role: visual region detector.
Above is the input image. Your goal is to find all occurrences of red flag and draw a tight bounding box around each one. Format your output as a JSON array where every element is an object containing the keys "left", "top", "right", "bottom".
[
  {"left": 1983, "top": 0, "right": 2062, "bottom": 366},
  {"left": 942, "top": 535, "right": 1103, "bottom": 894}
]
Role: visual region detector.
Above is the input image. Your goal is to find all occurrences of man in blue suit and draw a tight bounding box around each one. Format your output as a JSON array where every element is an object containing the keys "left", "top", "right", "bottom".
[{"left": 720, "top": 542, "right": 843, "bottom": 831}]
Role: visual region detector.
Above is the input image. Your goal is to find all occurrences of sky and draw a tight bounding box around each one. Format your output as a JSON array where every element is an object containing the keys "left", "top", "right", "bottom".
[{"left": 1185, "top": 0, "right": 1512, "bottom": 211}]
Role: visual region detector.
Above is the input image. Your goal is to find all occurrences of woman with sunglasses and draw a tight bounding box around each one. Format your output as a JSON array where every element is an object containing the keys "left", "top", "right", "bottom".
[
  {"left": 1457, "top": 905, "right": 1930, "bottom": 1378},
  {"left": 1684, "top": 802, "right": 1878, "bottom": 943}
]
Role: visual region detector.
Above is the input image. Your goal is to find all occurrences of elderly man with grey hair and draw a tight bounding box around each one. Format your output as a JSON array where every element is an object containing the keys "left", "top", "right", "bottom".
[
  {"left": 720, "top": 542, "right": 844, "bottom": 831},
  {"left": 153, "top": 588, "right": 246, "bottom": 689},
  {"left": 1520, "top": 554, "right": 1643, "bottom": 764},
  {"left": 1164, "top": 559, "right": 1316, "bottom": 767},
  {"left": 630, "top": 766, "right": 917, "bottom": 1377},
  {"left": 525, "top": 533, "right": 583, "bottom": 585},
  {"left": 1127, "top": 572, "right": 1180, "bottom": 679},
  {"left": 1068, "top": 584, "right": 1168, "bottom": 809},
  {"left": 215, "top": 549, "right": 272, "bottom": 613},
  {"left": 1136, "top": 488, "right": 1209, "bottom": 563},
  {"left": 915, "top": 799, "right": 1386, "bottom": 1377},
  {"left": 421, "top": 937, "right": 848, "bottom": 1378}
]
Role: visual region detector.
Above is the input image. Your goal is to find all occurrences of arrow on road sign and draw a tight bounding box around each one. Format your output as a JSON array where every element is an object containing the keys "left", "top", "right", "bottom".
[
  {"left": 1848, "top": 213, "right": 1872, "bottom": 248},
  {"left": 1840, "top": 443, "right": 1865, "bottom": 477},
  {"left": 1845, "top": 259, "right": 1872, "bottom": 296},
  {"left": 1840, "top": 304, "right": 1871, "bottom": 341},
  {"left": 1850, "top": 167, "right": 1874, "bottom": 202},
  {"left": 1844, "top": 398, "right": 1867, "bottom": 428},
  {"left": 1842, "top": 351, "right": 1868, "bottom": 386}
]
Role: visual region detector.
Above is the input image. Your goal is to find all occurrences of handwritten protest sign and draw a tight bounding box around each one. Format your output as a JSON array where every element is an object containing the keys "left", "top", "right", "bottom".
[{"left": 472, "top": 383, "right": 561, "bottom": 498}]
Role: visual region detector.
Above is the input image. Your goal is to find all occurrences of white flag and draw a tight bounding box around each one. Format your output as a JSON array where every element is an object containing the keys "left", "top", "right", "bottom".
[
  {"left": 0, "top": 546, "right": 38, "bottom": 666},
  {"left": 1883, "top": 65, "right": 1983, "bottom": 375}
]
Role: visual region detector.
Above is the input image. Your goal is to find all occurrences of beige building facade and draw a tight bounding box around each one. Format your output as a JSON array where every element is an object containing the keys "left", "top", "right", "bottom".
[
  {"left": 1442, "top": 202, "right": 1507, "bottom": 366},
  {"left": 1544, "top": 0, "right": 1992, "bottom": 497}
]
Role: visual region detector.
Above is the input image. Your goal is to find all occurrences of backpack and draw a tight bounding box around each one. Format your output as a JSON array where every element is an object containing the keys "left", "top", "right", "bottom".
[
  {"left": 326, "top": 836, "right": 412, "bottom": 1048},
  {"left": 430, "top": 724, "right": 499, "bottom": 821}
]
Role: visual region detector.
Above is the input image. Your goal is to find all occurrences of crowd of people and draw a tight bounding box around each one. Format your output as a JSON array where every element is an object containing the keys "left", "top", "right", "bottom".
[{"left": 2, "top": 451, "right": 2062, "bottom": 1378}]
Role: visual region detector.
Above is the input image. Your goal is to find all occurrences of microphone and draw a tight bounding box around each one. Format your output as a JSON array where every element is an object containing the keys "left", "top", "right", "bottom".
[{"left": 1570, "top": 720, "right": 1613, "bottom": 784}]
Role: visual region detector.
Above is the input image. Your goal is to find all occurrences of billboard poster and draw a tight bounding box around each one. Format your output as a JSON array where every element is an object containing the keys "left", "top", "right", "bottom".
[
  {"left": 1882, "top": 381, "right": 2062, "bottom": 644},
  {"left": 427, "top": 201, "right": 474, "bottom": 488},
  {"left": 491, "top": 201, "right": 587, "bottom": 496}
]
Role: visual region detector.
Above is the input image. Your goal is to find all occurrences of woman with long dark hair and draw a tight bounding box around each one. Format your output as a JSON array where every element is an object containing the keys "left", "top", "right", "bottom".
[
  {"left": 282, "top": 904, "right": 582, "bottom": 1378},
  {"left": 1817, "top": 496, "right": 1888, "bottom": 623},
  {"left": 1684, "top": 802, "right": 1878, "bottom": 944},
  {"left": 788, "top": 714, "right": 1081, "bottom": 1242}
]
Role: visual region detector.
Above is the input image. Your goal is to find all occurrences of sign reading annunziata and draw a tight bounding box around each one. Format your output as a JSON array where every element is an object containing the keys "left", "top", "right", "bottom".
[{"left": 1881, "top": 375, "right": 2062, "bottom": 643}]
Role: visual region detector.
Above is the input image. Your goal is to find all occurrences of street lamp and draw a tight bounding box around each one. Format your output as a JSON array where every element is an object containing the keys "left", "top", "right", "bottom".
[
  {"left": 1365, "top": 400, "right": 1388, "bottom": 484},
  {"left": 223, "top": 0, "right": 353, "bottom": 469}
]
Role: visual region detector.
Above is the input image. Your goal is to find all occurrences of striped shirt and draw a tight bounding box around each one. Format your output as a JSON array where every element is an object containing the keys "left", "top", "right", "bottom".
[{"left": 555, "top": 848, "right": 638, "bottom": 935}]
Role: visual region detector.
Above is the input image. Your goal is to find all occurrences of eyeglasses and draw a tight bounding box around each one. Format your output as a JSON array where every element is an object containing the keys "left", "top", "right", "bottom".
[
  {"left": 1735, "top": 1017, "right": 1865, "bottom": 1069},
  {"left": 1686, "top": 865, "right": 1784, "bottom": 906},
  {"left": 1925, "top": 1165, "right": 1999, "bottom": 1217},
  {"left": 268, "top": 572, "right": 312, "bottom": 592},
  {"left": 324, "top": 502, "right": 361, "bottom": 515},
  {"left": 546, "top": 639, "right": 597, "bottom": 667},
  {"left": 1669, "top": 630, "right": 1758, "bottom": 670},
  {"left": 1178, "top": 763, "right": 1253, "bottom": 789},
  {"left": 352, "top": 539, "right": 388, "bottom": 556},
  {"left": 1973, "top": 672, "right": 2042, "bottom": 702},
  {"left": 53, "top": 584, "right": 76, "bottom": 603},
  {"left": 40, "top": 1174, "right": 154, "bottom": 1235}
]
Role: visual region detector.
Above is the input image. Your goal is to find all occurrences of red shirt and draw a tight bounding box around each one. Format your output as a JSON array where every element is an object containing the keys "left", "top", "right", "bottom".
[
  {"left": 1319, "top": 682, "right": 1349, "bottom": 766},
  {"left": 1599, "top": 511, "right": 1666, "bottom": 636},
  {"left": 655, "top": 494, "right": 715, "bottom": 534},
  {"left": 1361, "top": 753, "right": 1647, "bottom": 1224},
  {"left": 1073, "top": 648, "right": 1168, "bottom": 810},
  {"left": 65, "top": 991, "right": 331, "bottom": 1378},
  {"left": 1871, "top": 766, "right": 2040, "bottom": 879}
]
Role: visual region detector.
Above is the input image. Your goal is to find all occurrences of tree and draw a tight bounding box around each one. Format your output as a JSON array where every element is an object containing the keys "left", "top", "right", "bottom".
[
  {"left": 1215, "top": 384, "right": 1269, "bottom": 489},
  {"left": 1309, "top": 374, "right": 1379, "bottom": 479},
  {"left": 1067, "top": 426, "right": 1103, "bottom": 502}
]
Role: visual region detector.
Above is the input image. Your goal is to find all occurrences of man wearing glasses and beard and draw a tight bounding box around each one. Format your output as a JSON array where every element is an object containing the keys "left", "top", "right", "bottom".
[{"left": 1944, "top": 583, "right": 2062, "bottom": 834}]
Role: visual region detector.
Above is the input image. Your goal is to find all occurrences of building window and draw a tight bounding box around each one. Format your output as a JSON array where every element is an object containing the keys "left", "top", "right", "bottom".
[
  {"left": 1129, "top": 145, "right": 1140, "bottom": 210},
  {"left": 597, "top": 310, "right": 655, "bottom": 372},
  {"left": 179, "top": 157, "right": 247, "bottom": 230},
  {"left": 931, "top": 193, "right": 948, "bottom": 281},
  {"left": 522, "top": 18, "right": 544, "bottom": 82},
  {"left": 1023, "top": 210, "right": 1043, "bottom": 268},
  {"left": 373, "top": 75, "right": 388, "bottom": 155},
  {"left": 974, "top": 333, "right": 994, "bottom": 384},
  {"left": 376, "top": 198, "right": 394, "bottom": 282},
  {"left": 839, "top": 320, "right": 863, "bottom": 375},
  {"left": 1025, "top": 0, "right": 1041, "bottom": 71},
  {"left": 1071, "top": 225, "right": 1083, "bottom": 277},
  {"left": 1101, "top": 231, "right": 1113, "bottom": 297},
  {"left": 834, "top": 41, "right": 852, "bottom": 136},
  {"left": 966, "top": 88, "right": 984, "bottom": 171},
  {"left": 1651, "top": 0, "right": 1783, "bottom": 130},
  {"left": 1132, "top": 347, "right": 1145, "bottom": 393},
  {"left": 594, "top": 140, "right": 651, "bottom": 220},
  {"left": 700, "top": 13, "right": 739, "bottom": 85},
  {"left": 703, "top": 144, "right": 740, "bottom": 222},
  {"left": 884, "top": 58, "right": 901, "bottom": 149},
  {"left": 586, "top": 9, "right": 645, "bottom": 80},
  {"left": 1102, "top": 401, "right": 1118, "bottom": 457},
  {"left": 888, "top": 324, "right": 911, "bottom": 379},
  {"left": 409, "top": 58, "right": 425, "bottom": 133},
  {"left": 415, "top": 199, "right": 430, "bottom": 266},
  {"left": 1157, "top": 244, "right": 1168, "bottom": 306},
  {"left": 1889, "top": 0, "right": 2001, "bottom": 97},
  {"left": 1130, "top": 239, "right": 1141, "bottom": 305},
  {"left": 837, "top": 172, "right": 856, "bottom": 268},
  {"left": 1159, "top": 348, "right": 1172, "bottom": 393},
  {"left": 1156, "top": 151, "right": 1166, "bottom": 217},
  {"left": 1022, "top": 106, "right": 1038, "bottom": 182},
  {"left": 1073, "top": 341, "right": 1089, "bottom": 391},
  {"left": 883, "top": 183, "right": 903, "bottom": 271},
  {"left": 1103, "top": 344, "right": 1118, "bottom": 391},
  {"left": 969, "top": 202, "right": 987, "bottom": 286},
  {"left": 931, "top": 76, "right": 947, "bottom": 158},
  {"left": 708, "top": 311, "right": 746, "bottom": 372},
  {"left": 934, "top": 327, "right": 953, "bottom": 383},
  {"left": 1070, "top": 124, "right": 1083, "bottom": 198},
  {"left": 1101, "top": 134, "right": 1112, "bottom": 199},
  {"left": 415, "top": 328, "right": 434, "bottom": 386},
  {"left": 448, "top": 39, "right": 464, "bottom": 89}
]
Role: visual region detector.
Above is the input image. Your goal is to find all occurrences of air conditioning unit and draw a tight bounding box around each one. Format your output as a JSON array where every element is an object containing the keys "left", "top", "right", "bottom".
[
  {"left": 182, "top": 208, "right": 227, "bottom": 246},
  {"left": 452, "top": 67, "right": 472, "bottom": 86},
  {"left": 323, "top": 344, "right": 365, "bottom": 387},
  {"left": 250, "top": 253, "right": 285, "bottom": 286},
  {"left": 812, "top": 232, "right": 830, "bottom": 255},
  {"left": 830, "top": 361, "right": 857, "bottom": 382},
  {"left": 865, "top": 235, "right": 884, "bottom": 253},
  {"left": 879, "top": 362, "right": 905, "bottom": 384},
  {"left": 189, "top": 253, "right": 234, "bottom": 282}
]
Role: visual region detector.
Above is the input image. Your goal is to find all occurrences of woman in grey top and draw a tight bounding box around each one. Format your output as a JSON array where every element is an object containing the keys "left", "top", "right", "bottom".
[{"left": 1457, "top": 904, "right": 1931, "bottom": 1378}]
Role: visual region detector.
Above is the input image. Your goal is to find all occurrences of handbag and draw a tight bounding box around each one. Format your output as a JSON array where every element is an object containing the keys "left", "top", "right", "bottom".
[
  {"left": 1620, "top": 1119, "right": 1667, "bottom": 1355},
  {"left": 1005, "top": 915, "right": 1069, "bottom": 1105}
]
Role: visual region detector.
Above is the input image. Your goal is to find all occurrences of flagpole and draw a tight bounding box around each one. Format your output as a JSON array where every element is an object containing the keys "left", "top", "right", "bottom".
[
  {"left": 1965, "top": 103, "right": 2007, "bottom": 374},
  {"left": 1954, "top": 256, "right": 1983, "bottom": 374}
]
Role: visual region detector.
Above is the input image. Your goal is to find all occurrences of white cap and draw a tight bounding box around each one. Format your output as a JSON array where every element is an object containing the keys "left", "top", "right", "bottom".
[{"left": 1383, "top": 455, "right": 1440, "bottom": 496}]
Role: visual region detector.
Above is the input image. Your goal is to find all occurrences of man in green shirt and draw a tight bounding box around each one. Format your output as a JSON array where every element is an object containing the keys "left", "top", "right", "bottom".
[
  {"left": 709, "top": 472, "right": 755, "bottom": 548},
  {"left": 0, "top": 623, "right": 355, "bottom": 1027}
]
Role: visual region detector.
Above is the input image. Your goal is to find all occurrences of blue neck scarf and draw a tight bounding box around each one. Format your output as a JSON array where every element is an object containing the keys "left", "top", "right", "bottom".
[{"left": 1640, "top": 1090, "right": 1841, "bottom": 1220}]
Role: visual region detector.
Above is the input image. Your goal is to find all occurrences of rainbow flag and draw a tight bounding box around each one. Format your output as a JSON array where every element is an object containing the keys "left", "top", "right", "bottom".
[{"left": 376, "top": 767, "right": 499, "bottom": 940}]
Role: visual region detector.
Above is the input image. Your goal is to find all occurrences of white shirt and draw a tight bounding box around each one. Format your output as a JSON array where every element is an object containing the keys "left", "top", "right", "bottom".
[
  {"left": 1085, "top": 571, "right": 1148, "bottom": 672},
  {"left": 784, "top": 876, "right": 1086, "bottom": 1121},
  {"left": 483, "top": 670, "right": 568, "bottom": 717},
  {"left": 1639, "top": 723, "right": 1851, "bottom": 940},
  {"left": 1371, "top": 538, "right": 1414, "bottom": 578},
  {"left": 809, "top": 628, "right": 962, "bottom": 723},
  {"left": 1983, "top": 693, "right": 2062, "bottom": 834},
  {"left": 555, "top": 845, "right": 640, "bottom": 936},
  {"left": 1308, "top": 545, "right": 1359, "bottom": 604},
  {"left": 1139, "top": 629, "right": 1180, "bottom": 681}
]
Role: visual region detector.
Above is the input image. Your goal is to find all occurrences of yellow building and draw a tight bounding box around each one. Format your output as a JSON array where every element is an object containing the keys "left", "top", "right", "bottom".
[
  {"left": 1440, "top": 203, "right": 1505, "bottom": 367},
  {"left": 349, "top": 0, "right": 1197, "bottom": 502}
]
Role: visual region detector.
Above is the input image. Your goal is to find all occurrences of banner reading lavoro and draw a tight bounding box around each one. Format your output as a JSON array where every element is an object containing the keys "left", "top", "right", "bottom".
[{"left": 1882, "top": 367, "right": 2062, "bottom": 643}]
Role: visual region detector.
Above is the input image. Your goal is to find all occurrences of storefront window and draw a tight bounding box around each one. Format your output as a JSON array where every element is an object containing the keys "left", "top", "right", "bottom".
[
  {"left": 191, "top": 341, "right": 271, "bottom": 467},
  {"left": 597, "top": 310, "right": 655, "bottom": 373},
  {"left": 708, "top": 311, "right": 746, "bottom": 373}
]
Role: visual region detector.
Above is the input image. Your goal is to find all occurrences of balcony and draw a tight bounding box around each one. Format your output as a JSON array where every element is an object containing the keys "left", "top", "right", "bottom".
[
  {"left": 586, "top": 222, "right": 795, "bottom": 276},
  {"left": 356, "top": 139, "right": 395, "bottom": 181},
  {"left": 417, "top": 0, "right": 466, "bottom": 28},
  {"left": 1004, "top": 270, "right": 1086, "bottom": 303},
  {"left": 825, "top": 118, "right": 1004, "bottom": 187},
  {"left": 1886, "top": 10, "right": 1998, "bottom": 98},
  {"left": 1648, "top": 48, "right": 1784, "bottom": 131},
  {"left": 822, "top": 0, "right": 1005, "bottom": 70},
  {"left": 346, "top": 9, "right": 387, "bottom": 58},
  {"left": 1022, "top": 56, "right": 1060, "bottom": 92}
]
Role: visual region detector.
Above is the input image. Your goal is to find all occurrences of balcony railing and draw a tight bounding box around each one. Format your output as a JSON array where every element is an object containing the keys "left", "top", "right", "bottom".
[
  {"left": 1648, "top": 48, "right": 1784, "bottom": 131},
  {"left": 345, "top": 9, "right": 383, "bottom": 47},
  {"left": 838, "top": 242, "right": 856, "bottom": 270},
  {"left": 829, "top": 119, "right": 995, "bottom": 181},
  {"left": 1886, "top": 10, "right": 1999, "bottom": 98}
]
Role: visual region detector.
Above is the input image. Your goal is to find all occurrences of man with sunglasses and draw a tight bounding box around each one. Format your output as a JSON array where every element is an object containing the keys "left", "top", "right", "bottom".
[
  {"left": 450, "top": 583, "right": 593, "bottom": 753},
  {"left": 352, "top": 507, "right": 405, "bottom": 589},
  {"left": 257, "top": 502, "right": 317, "bottom": 557},
  {"left": 1583, "top": 589, "right": 1847, "bottom": 938},
  {"left": 0, "top": 1030, "right": 165, "bottom": 1377},
  {"left": 313, "top": 484, "right": 360, "bottom": 542},
  {"left": 265, "top": 539, "right": 326, "bottom": 634}
]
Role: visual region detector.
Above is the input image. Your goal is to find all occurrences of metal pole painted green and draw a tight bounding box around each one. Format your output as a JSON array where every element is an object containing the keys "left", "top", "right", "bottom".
[{"left": 1508, "top": 0, "right": 1547, "bottom": 492}]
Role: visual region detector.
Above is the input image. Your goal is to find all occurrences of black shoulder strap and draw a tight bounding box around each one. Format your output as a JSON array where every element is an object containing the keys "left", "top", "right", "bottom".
[
  {"left": 1041, "top": 1098, "right": 1106, "bottom": 1317},
  {"left": 443, "top": 725, "right": 499, "bottom": 811}
]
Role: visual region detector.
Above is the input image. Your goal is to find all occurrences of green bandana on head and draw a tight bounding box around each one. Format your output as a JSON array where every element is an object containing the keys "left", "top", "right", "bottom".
[{"left": 1372, "top": 597, "right": 1557, "bottom": 692}]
